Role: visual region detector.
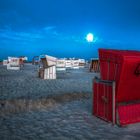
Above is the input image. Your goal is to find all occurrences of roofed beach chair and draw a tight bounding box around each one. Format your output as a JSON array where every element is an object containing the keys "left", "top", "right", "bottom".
[
  {"left": 90, "top": 58, "right": 100, "bottom": 73},
  {"left": 93, "top": 49, "right": 140, "bottom": 126},
  {"left": 65, "top": 59, "right": 72, "bottom": 69},
  {"left": 72, "top": 59, "right": 80, "bottom": 69},
  {"left": 3, "top": 60, "right": 8, "bottom": 66},
  {"left": 7, "top": 57, "right": 21, "bottom": 70},
  {"left": 78, "top": 59, "right": 86, "bottom": 68},
  {"left": 39, "top": 55, "right": 57, "bottom": 79},
  {"left": 56, "top": 59, "right": 66, "bottom": 71}
]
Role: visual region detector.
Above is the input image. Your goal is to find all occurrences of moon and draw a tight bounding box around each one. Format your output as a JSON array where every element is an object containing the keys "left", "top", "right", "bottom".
[{"left": 86, "top": 33, "right": 94, "bottom": 42}]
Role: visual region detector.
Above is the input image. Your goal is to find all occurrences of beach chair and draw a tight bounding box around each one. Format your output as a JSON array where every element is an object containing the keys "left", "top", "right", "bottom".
[
  {"left": 56, "top": 59, "right": 66, "bottom": 71},
  {"left": 39, "top": 55, "right": 56, "bottom": 79},
  {"left": 3, "top": 60, "right": 8, "bottom": 66},
  {"left": 90, "top": 59, "right": 100, "bottom": 72},
  {"left": 78, "top": 59, "right": 86, "bottom": 68},
  {"left": 72, "top": 60, "right": 80, "bottom": 69},
  {"left": 93, "top": 49, "right": 140, "bottom": 126},
  {"left": 7, "top": 57, "right": 20, "bottom": 70},
  {"left": 19, "top": 56, "right": 28, "bottom": 64},
  {"left": 65, "top": 59, "right": 72, "bottom": 69}
]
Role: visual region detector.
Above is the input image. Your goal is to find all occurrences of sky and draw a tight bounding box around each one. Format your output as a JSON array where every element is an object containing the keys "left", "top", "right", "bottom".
[{"left": 0, "top": 0, "right": 140, "bottom": 60}]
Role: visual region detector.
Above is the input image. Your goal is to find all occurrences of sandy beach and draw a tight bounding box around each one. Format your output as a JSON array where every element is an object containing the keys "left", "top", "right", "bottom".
[{"left": 0, "top": 64, "right": 140, "bottom": 140}]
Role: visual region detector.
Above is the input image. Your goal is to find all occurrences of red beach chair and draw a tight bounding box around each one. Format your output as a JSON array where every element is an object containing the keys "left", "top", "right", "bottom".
[{"left": 93, "top": 49, "right": 140, "bottom": 126}]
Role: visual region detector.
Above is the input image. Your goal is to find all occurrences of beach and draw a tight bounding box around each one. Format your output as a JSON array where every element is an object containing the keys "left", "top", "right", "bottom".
[{"left": 0, "top": 64, "right": 140, "bottom": 140}]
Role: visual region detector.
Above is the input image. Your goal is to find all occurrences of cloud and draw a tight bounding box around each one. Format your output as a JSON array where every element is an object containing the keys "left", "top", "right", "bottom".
[
  {"left": 44, "top": 26, "right": 56, "bottom": 32},
  {"left": 0, "top": 26, "right": 58, "bottom": 43},
  {"left": 0, "top": 28, "right": 43, "bottom": 42},
  {"left": 0, "top": 25, "right": 101, "bottom": 45},
  {"left": 42, "top": 26, "right": 61, "bottom": 38},
  {"left": 42, "top": 26, "right": 88, "bottom": 43}
]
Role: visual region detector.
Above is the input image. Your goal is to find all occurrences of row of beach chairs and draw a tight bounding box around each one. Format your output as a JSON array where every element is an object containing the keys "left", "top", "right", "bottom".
[
  {"left": 3, "top": 56, "right": 28, "bottom": 70},
  {"left": 38, "top": 55, "right": 86, "bottom": 79}
]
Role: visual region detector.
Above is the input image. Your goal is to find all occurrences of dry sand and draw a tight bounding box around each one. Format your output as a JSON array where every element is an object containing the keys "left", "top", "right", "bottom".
[{"left": 0, "top": 64, "right": 140, "bottom": 140}]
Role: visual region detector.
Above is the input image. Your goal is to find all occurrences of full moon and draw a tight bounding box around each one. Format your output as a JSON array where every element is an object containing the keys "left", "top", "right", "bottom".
[{"left": 86, "top": 33, "right": 94, "bottom": 42}]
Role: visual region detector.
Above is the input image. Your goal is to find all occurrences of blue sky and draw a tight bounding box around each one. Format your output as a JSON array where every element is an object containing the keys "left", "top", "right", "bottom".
[{"left": 0, "top": 0, "right": 140, "bottom": 60}]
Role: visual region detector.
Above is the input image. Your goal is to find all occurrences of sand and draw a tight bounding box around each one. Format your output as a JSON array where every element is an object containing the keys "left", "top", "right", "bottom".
[
  {"left": 0, "top": 64, "right": 140, "bottom": 140},
  {"left": 0, "top": 64, "right": 96, "bottom": 100}
]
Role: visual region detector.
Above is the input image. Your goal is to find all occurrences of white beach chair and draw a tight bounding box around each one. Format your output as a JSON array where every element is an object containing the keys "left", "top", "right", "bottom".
[
  {"left": 39, "top": 55, "right": 57, "bottom": 79},
  {"left": 72, "top": 60, "right": 80, "bottom": 69},
  {"left": 78, "top": 59, "right": 86, "bottom": 68},
  {"left": 65, "top": 60, "right": 72, "bottom": 69},
  {"left": 3, "top": 60, "right": 8, "bottom": 66},
  {"left": 7, "top": 57, "right": 20, "bottom": 70},
  {"left": 56, "top": 59, "right": 66, "bottom": 71}
]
